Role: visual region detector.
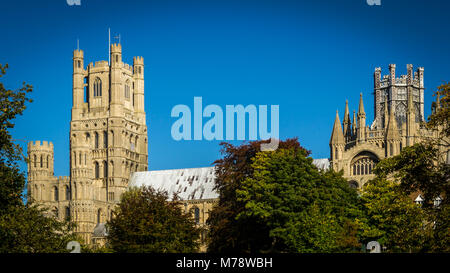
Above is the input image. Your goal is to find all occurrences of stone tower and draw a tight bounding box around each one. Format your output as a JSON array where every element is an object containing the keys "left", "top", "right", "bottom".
[
  {"left": 28, "top": 43, "right": 149, "bottom": 244},
  {"left": 330, "top": 64, "right": 440, "bottom": 188},
  {"left": 27, "top": 141, "right": 71, "bottom": 220}
]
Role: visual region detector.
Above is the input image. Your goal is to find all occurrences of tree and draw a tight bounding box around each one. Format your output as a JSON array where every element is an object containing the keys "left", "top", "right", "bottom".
[
  {"left": 0, "top": 204, "right": 78, "bottom": 253},
  {"left": 107, "top": 186, "right": 201, "bottom": 253},
  {"left": 358, "top": 178, "right": 428, "bottom": 253},
  {"left": 374, "top": 143, "right": 449, "bottom": 209},
  {"left": 0, "top": 64, "right": 32, "bottom": 211},
  {"left": 207, "top": 138, "right": 362, "bottom": 253},
  {"left": 207, "top": 139, "right": 302, "bottom": 253},
  {"left": 428, "top": 82, "right": 450, "bottom": 138},
  {"left": 0, "top": 63, "right": 78, "bottom": 253}
]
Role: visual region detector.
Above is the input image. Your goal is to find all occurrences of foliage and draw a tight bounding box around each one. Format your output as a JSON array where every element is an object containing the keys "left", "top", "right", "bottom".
[
  {"left": 207, "top": 138, "right": 361, "bottom": 253},
  {"left": 107, "top": 186, "right": 201, "bottom": 253},
  {"left": 207, "top": 139, "right": 302, "bottom": 252},
  {"left": 0, "top": 64, "right": 32, "bottom": 212},
  {"left": 0, "top": 204, "right": 78, "bottom": 253},
  {"left": 358, "top": 178, "right": 428, "bottom": 253},
  {"left": 428, "top": 82, "right": 450, "bottom": 138},
  {"left": 374, "top": 143, "right": 449, "bottom": 208},
  {"left": 0, "top": 63, "right": 79, "bottom": 253}
]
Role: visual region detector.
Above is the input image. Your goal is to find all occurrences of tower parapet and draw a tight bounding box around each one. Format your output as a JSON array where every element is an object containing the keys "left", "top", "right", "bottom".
[
  {"left": 373, "top": 64, "right": 424, "bottom": 130},
  {"left": 27, "top": 140, "right": 55, "bottom": 203},
  {"left": 27, "top": 141, "right": 54, "bottom": 178}
]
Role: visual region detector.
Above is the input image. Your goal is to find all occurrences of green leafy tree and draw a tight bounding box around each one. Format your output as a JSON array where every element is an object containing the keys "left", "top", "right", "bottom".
[
  {"left": 358, "top": 178, "right": 428, "bottom": 253},
  {"left": 0, "top": 64, "right": 32, "bottom": 211},
  {"left": 107, "top": 186, "right": 201, "bottom": 253},
  {"left": 374, "top": 143, "right": 448, "bottom": 209},
  {"left": 207, "top": 139, "right": 302, "bottom": 252},
  {"left": 0, "top": 64, "right": 78, "bottom": 253},
  {"left": 0, "top": 205, "right": 78, "bottom": 253},
  {"left": 428, "top": 82, "right": 450, "bottom": 138},
  {"left": 208, "top": 139, "right": 362, "bottom": 253}
]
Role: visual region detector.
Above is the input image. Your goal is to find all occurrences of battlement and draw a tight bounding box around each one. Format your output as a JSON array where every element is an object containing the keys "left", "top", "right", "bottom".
[
  {"left": 111, "top": 43, "right": 122, "bottom": 53},
  {"left": 90, "top": 60, "right": 109, "bottom": 68},
  {"left": 123, "top": 63, "right": 133, "bottom": 72},
  {"left": 73, "top": 49, "right": 84, "bottom": 59},
  {"left": 133, "top": 56, "right": 144, "bottom": 65},
  {"left": 28, "top": 140, "right": 54, "bottom": 151},
  {"left": 57, "top": 176, "right": 70, "bottom": 183},
  {"left": 376, "top": 64, "right": 424, "bottom": 88}
]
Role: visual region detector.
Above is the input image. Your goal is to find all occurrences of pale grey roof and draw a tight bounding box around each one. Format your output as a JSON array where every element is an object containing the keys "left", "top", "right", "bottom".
[
  {"left": 129, "top": 167, "right": 218, "bottom": 201},
  {"left": 129, "top": 159, "right": 330, "bottom": 201},
  {"left": 312, "top": 158, "right": 330, "bottom": 171}
]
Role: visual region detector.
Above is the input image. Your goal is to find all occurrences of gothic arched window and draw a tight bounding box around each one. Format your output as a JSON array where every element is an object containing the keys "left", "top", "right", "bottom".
[
  {"left": 194, "top": 207, "right": 200, "bottom": 224},
  {"left": 109, "top": 160, "right": 114, "bottom": 177},
  {"left": 65, "top": 185, "right": 70, "bottom": 200},
  {"left": 124, "top": 80, "right": 130, "bottom": 100},
  {"left": 65, "top": 207, "right": 70, "bottom": 220},
  {"left": 34, "top": 154, "right": 37, "bottom": 168},
  {"left": 103, "top": 131, "right": 108, "bottom": 148},
  {"left": 47, "top": 155, "right": 49, "bottom": 168},
  {"left": 93, "top": 77, "right": 102, "bottom": 97},
  {"left": 94, "top": 162, "right": 100, "bottom": 179},
  {"left": 103, "top": 161, "right": 108, "bottom": 178},
  {"left": 110, "top": 130, "right": 114, "bottom": 147},
  {"left": 53, "top": 186, "right": 59, "bottom": 201},
  {"left": 351, "top": 151, "right": 379, "bottom": 177},
  {"left": 95, "top": 132, "right": 99, "bottom": 149}
]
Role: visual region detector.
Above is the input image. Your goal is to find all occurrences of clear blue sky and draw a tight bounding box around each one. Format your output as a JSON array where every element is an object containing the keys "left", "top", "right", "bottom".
[{"left": 1, "top": 0, "right": 449, "bottom": 177}]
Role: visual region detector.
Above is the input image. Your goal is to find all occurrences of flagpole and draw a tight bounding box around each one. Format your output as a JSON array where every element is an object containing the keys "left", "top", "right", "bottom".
[{"left": 108, "top": 28, "right": 111, "bottom": 64}]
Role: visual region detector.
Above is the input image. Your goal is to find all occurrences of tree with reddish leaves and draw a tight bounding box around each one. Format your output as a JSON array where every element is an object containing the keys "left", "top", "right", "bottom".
[{"left": 207, "top": 138, "right": 361, "bottom": 253}]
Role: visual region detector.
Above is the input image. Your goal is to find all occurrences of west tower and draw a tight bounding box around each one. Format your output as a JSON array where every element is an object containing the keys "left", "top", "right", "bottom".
[
  {"left": 28, "top": 43, "right": 149, "bottom": 244},
  {"left": 69, "top": 43, "right": 149, "bottom": 242}
]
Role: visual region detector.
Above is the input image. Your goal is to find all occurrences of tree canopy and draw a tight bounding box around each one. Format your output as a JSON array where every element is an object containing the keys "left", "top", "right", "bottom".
[
  {"left": 107, "top": 186, "right": 202, "bottom": 253},
  {"left": 207, "top": 138, "right": 361, "bottom": 253}
]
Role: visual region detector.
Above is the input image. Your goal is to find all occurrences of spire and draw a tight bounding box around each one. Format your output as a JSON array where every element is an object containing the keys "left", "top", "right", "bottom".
[
  {"left": 343, "top": 100, "right": 351, "bottom": 138},
  {"left": 358, "top": 93, "right": 365, "bottom": 115},
  {"left": 330, "top": 110, "right": 345, "bottom": 145},
  {"left": 357, "top": 93, "right": 366, "bottom": 141},
  {"left": 386, "top": 103, "right": 398, "bottom": 139}
]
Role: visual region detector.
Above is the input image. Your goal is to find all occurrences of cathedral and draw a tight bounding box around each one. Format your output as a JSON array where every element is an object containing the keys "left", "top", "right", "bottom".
[{"left": 26, "top": 42, "right": 443, "bottom": 246}]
